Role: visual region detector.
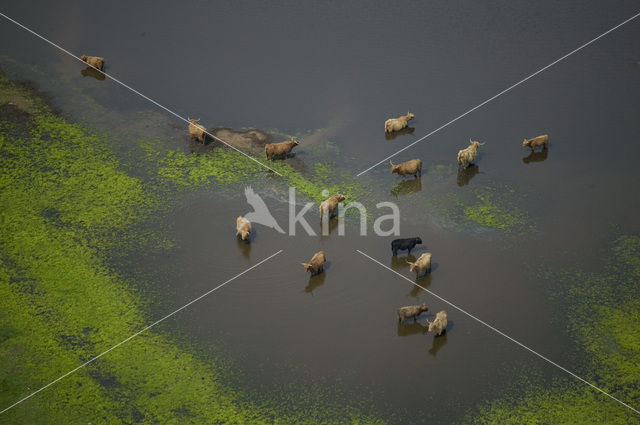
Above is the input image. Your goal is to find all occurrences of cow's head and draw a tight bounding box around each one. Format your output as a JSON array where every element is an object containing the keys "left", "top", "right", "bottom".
[
  {"left": 407, "top": 112, "right": 415, "bottom": 120},
  {"left": 522, "top": 138, "right": 530, "bottom": 147},
  {"left": 470, "top": 139, "right": 485, "bottom": 149},
  {"left": 390, "top": 161, "right": 400, "bottom": 174},
  {"left": 406, "top": 260, "right": 416, "bottom": 272},
  {"left": 415, "top": 237, "right": 423, "bottom": 245}
]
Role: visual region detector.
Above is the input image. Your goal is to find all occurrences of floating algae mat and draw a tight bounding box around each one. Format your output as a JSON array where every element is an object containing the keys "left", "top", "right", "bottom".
[
  {"left": 465, "top": 235, "right": 640, "bottom": 424},
  {"left": 0, "top": 71, "right": 384, "bottom": 423}
]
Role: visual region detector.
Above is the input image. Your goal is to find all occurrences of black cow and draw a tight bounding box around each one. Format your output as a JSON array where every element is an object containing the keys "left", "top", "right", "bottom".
[{"left": 391, "top": 237, "right": 422, "bottom": 256}]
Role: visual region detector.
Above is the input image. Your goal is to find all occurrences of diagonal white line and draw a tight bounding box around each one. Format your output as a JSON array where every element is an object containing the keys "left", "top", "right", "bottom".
[
  {"left": 0, "top": 249, "right": 283, "bottom": 415},
  {"left": 0, "top": 11, "right": 283, "bottom": 176},
  {"left": 356, "top": 249, "right": 640, "bottom": 415},
  {"left": 357, "top": 11, "right": 640, "bottom": 177}
]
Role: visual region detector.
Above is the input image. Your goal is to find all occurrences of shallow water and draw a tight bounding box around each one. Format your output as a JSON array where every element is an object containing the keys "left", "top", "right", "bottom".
[{"left": 1, "top": 1, "right": 640, "bottom": 423}]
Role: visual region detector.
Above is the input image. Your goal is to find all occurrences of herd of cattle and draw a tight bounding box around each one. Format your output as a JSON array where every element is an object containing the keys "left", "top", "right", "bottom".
[
  {"left": 78, "top": 55, "right": 545, "bottom": 338},
  {"left": 219, "top": 111, "right": 549, "bottom": 339}
]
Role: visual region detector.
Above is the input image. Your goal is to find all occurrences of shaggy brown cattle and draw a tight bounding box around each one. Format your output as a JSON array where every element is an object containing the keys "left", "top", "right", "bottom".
[
  {"left": 265, "top": 139, "right": 299, "bottom": 160},
  {"left": 80, "top": 55, "right": 105, "bottom": 71},
  {"left": 188, "top": 118, "right": 207, "bottom": 143},
  {"left": 319, "top": 194, "right": 345, "bottom": 220},
  {"left": 407, "top": 252, "right": 432, "bottom": 276},
  {"left": 522, "top": 134, "right": 549, "bottom": 151},
  {"left": 385, "top": 112, "right": 415, "bottom": 133},
  {"left": 457, "top": 139, "right": 485, "bottom": 169},
  {"left": 390, "top": 158, "right": 422, "bottom": 179},
  {"left": 236, "top": 216, "right": 251, "bottom": 241},
  {"left": 302, "top": 251, "right": 326, "bottom": 275},
  {"left": 427, "top": 310, "right": 448, "bottom": 336},
  {"left": 397, "top": 303, "right": 429, "bottom": 323}
]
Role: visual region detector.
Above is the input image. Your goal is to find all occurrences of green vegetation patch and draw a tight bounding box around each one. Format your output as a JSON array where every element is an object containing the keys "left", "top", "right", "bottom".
[
  {"left": 466, "top": 235, "right": 640, "bottom": 424},
  {"left": 148, "top": 144, "right": 370, "bottom": 205},
  {"left": 457, "top": 186, "right": 528, "bottom": 231}
]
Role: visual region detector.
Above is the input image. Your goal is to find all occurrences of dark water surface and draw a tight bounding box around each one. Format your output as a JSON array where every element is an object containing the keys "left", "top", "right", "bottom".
[{"left": 2, "top": 1, "right": 640, "bottom": 423}]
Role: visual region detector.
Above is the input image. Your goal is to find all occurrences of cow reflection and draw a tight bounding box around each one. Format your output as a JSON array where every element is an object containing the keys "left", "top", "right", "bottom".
[
  {"left": 320, "top": 215, "right": 339, "bottom": 236},
  {"left": 397, "top": 321, "right": 428, "bottom": 336},
  {"left": 304, "top": 270, "right": 327, "bottom": 294},
  {"left": 236, "top": 236, "right": 251, "bottom": 259},
  {"left": 391, "top": 177, "right": 422, "bottom": 197},
  {"left": 457, "top": 164, "right": 479, "bottom": 187},
  {"left": 409, "top": 273, "right": 432, "bottom": 297},
  {"left": 80, "top": 66, "right": 106, "bottom": 81},
  {"left": 522, "top": 149, "right": 548, "bottom": 164},
  {"left": 428, "top": 333, "right": 448, "bottom": 357},
  {"left": 385, "top": 126, "right": 415, "bottom": 140}
]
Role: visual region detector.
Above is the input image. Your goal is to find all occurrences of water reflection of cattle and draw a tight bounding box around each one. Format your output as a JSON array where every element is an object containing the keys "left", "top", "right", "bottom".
[
  {"left": 456, "top": 164, "right": 479, "bottom": 186},
  {"left": 302, "top": 251, "right": 326, "bottom": 276},
  {"left": 457, "top": 140, "right": 485, "bottom": 169},
  {"left": 80, "top": 54, "right": 105, "bottom": 71},
  {"left": 385, "top": 112, "right": 414, "bottom": 133},
  {"left": 319, "top": 194, "right": 345, "bottom": 220},
  {"left": 427, "top": 310, "right": 448, "bottom": 336},
  {"left": 407, "top": 253, "right": 432, "bottom": 276},
  {"left": 522, "top": 149, "right": 548, "bottom": 164},
  {"left": 390, "top": 159, "right": 422, "bottom": 179},
  {"left": 80, "top": 66, "right": 105, "bottom": 80},
  {"left": 391, "top": 237, "right": 422, "bottom": 256},
  {"left": 265, "top": 139, "right": 299, "bottom": 160},
  {"left": 522, "top": 134, "right": 549, "bottom": 151},
  {"left": 304, "top": 271, "right": 326, "bottom": 294},
  {"left": 428, "top": 333, "right": 447, "bottom": 356},
  {"left": 236, "top": 236, "right": 251, "bottom": 259},
  {"left": 385, "top": 126, "right": 415, "bottom": 140},
  {"left": 391, "top": 177, "right": 422, "bottom": 197},
  {"left": 397, "top": 303, "right": 429, "bottom": 323},
  {"left": 397, "top": 321, "right": 429, "bottom": 336}
]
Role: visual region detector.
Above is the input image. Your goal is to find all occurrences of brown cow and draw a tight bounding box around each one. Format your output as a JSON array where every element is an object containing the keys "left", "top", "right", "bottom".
[
  {"left": 427, "top": 310, "right": 448, "bottom": 336},
  {"left": 236, "top": 216, "right": 251, "bottom": 241},
  {"left": 385, "top": 112, "right": 415, "bottom": 133},
  {"left": 188, "top": 118, "right": 207, "bottom": 143},
  {"left": 397, "top": 303, "right": 429, "bottom": 323},
  {"left": 407, "top": 252, "right": 432, "bottom": 276},
  {"left": 457, "top": 139, "right": 485, "bottom": 169},
  {"left": 319, "top": 194, "right": 345, "bottom": 220},
  {"left": 302, "top": 251, "right": 326, "bottom": 275},
  {"left": 390, "top": 158, "right": 422, "bottom": 179},
  {"left": 80, "top": 55, "right": 105, "bottom": 71},
  {"left": 265, "top": 139, "right": 299, "bottom": 160},
  {"left": 522, "top": 134, "right": 549, "bottom": 151}
]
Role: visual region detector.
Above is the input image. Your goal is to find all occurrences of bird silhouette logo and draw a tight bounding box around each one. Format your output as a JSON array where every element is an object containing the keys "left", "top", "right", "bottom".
[{"left": 243, "top": 187, "right": 286, "bottom": 234}]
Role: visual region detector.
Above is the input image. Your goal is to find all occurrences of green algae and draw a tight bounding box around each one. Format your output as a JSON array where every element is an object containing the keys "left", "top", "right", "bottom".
[
  {"left": 148, "top": 142, "right": 369, "bottom": 205},
  {"left": 0, "top": 74, "right": 383, "bottom": 424},
  {"left": 456, "top": 186, "right": 528, "bottom": 231},
  {"left": 466, "top": 235, "right": 640, "bottom": 424}
]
